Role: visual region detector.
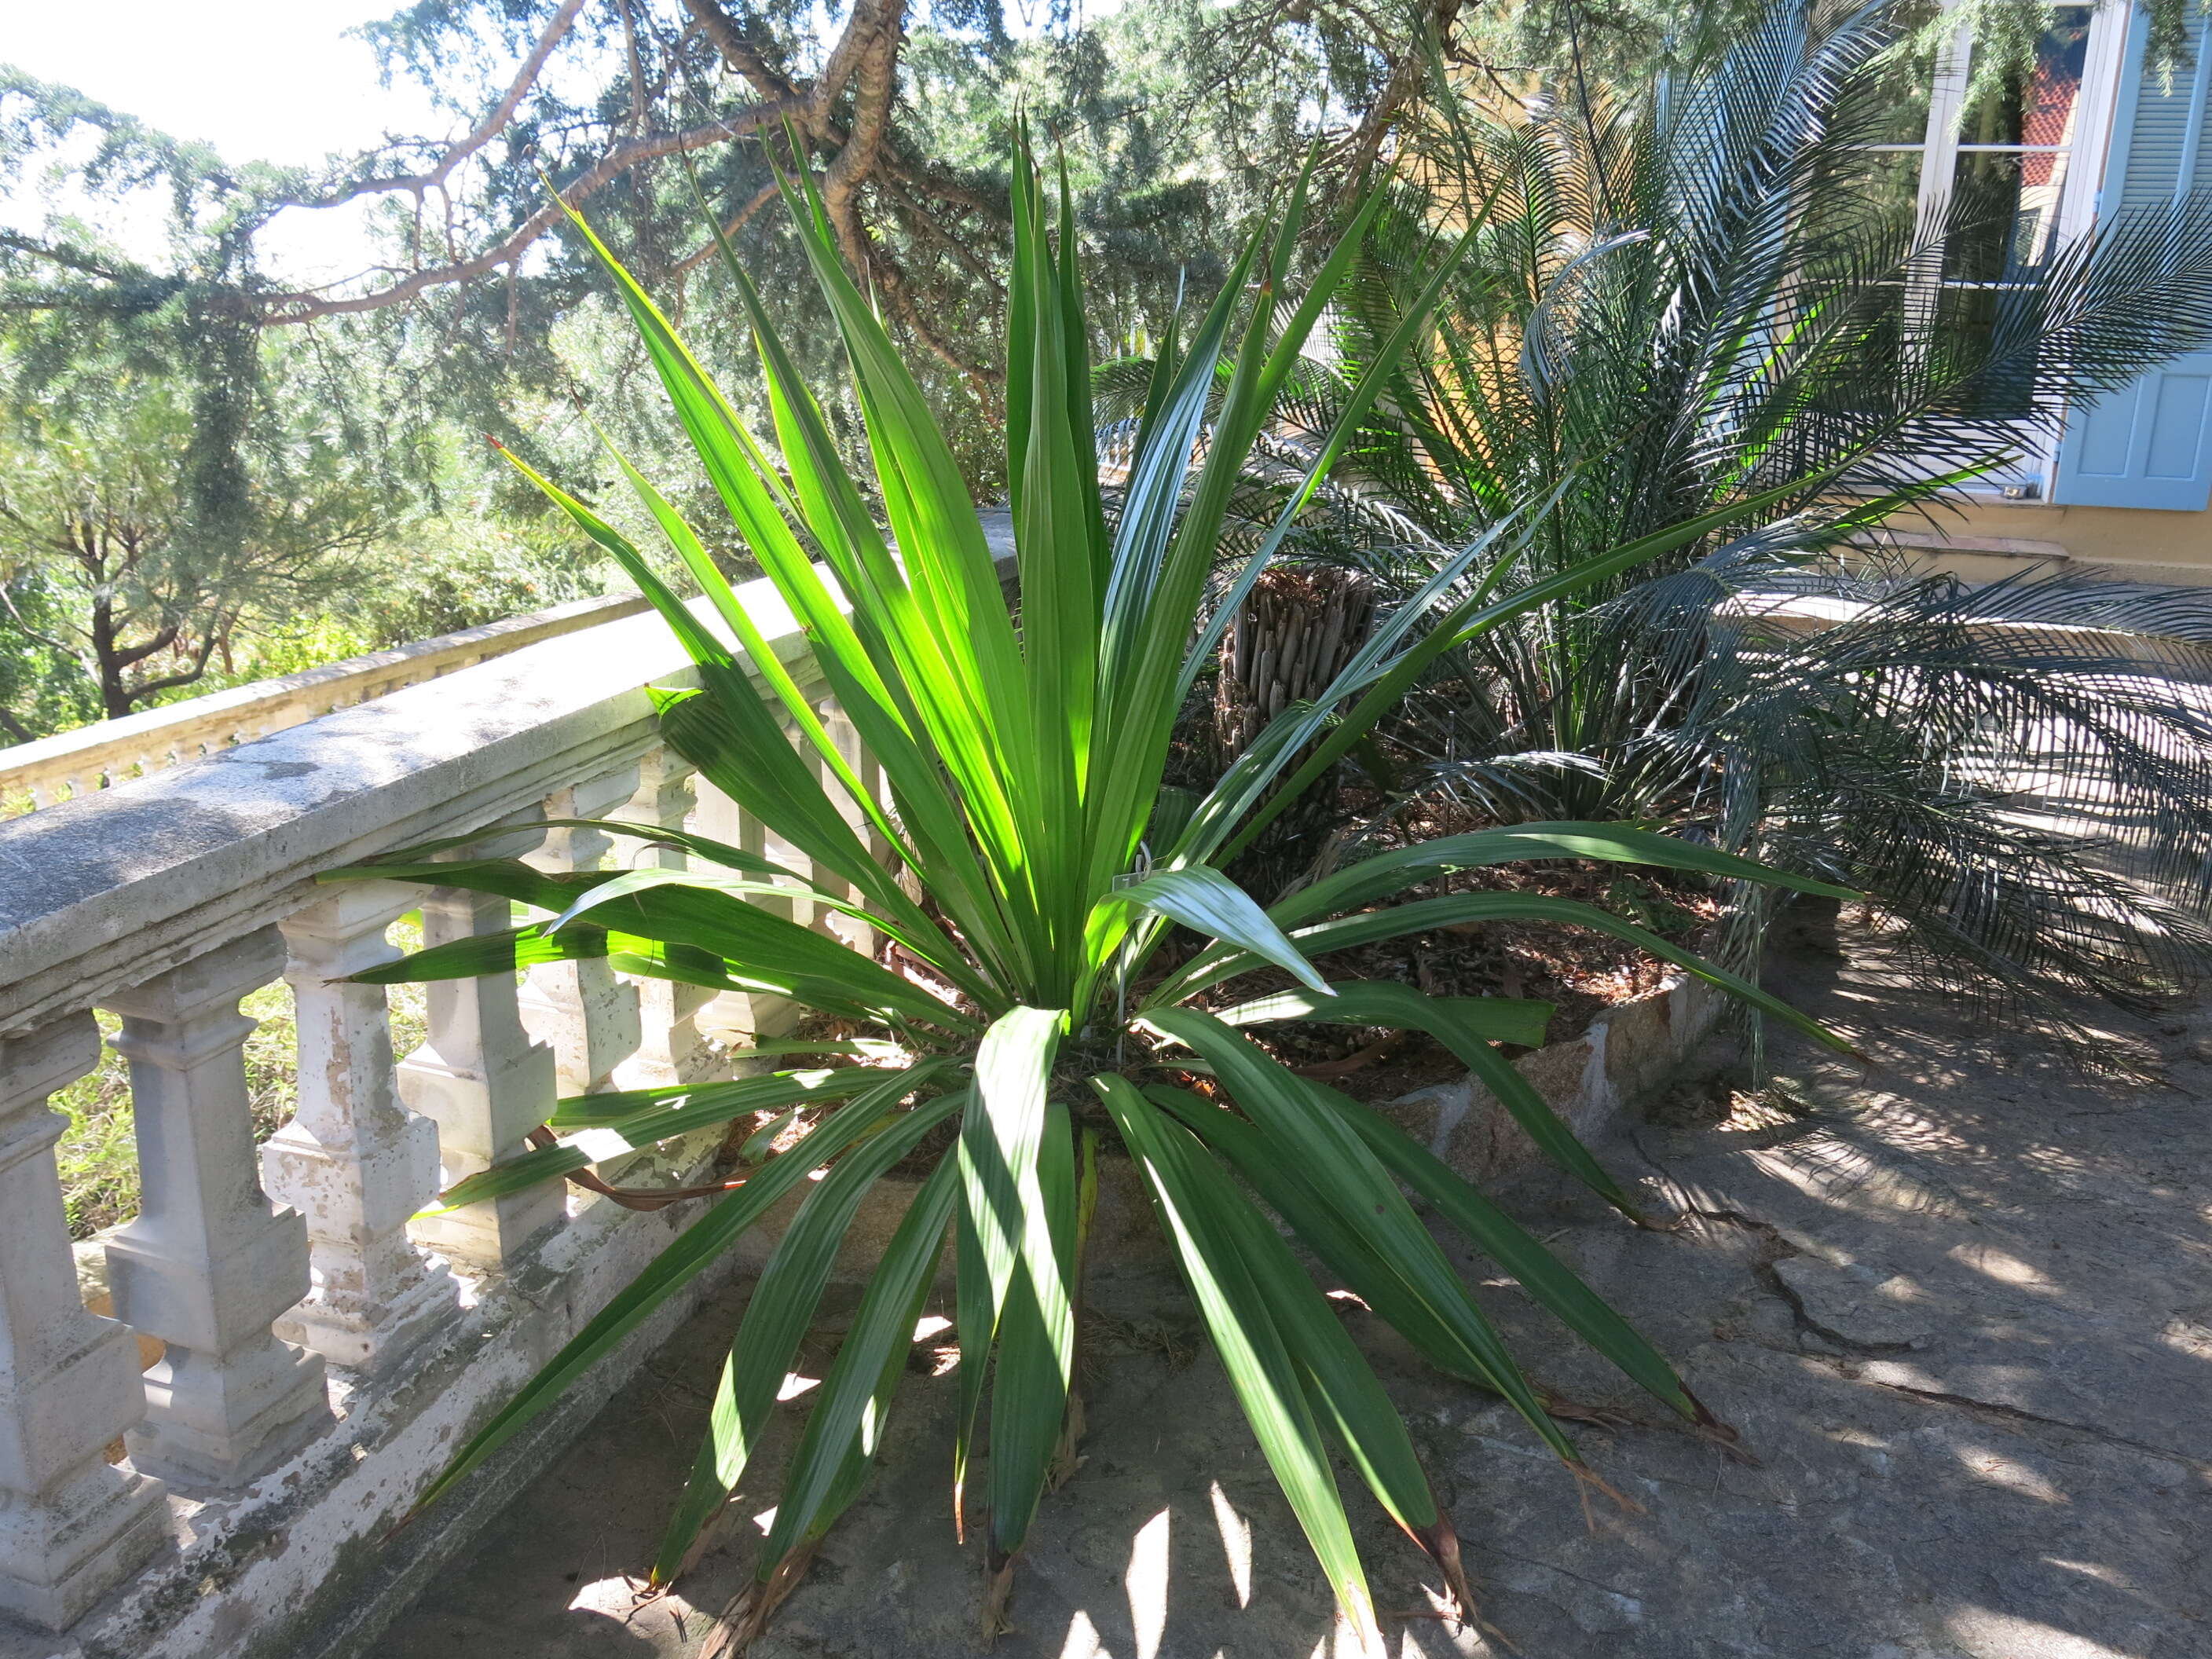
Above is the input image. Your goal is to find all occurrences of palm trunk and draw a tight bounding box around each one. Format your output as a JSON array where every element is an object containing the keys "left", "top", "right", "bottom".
[{"left": 1213, "top": 564, "right": 1375, "bottom": 895}]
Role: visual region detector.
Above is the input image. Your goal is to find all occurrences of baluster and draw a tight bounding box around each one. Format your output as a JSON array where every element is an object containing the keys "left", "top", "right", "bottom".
[
  {"left": 399, "top": 837, "right": 563, "bottom": 1271},
  {"left": 689, "top": 776, "right": 797, "bottom": 1042},
  {"left": 260, "top": 884, "right": 456, "bottom": 1374},
  {"left": 518, "top": 770, "right": 643, "bottom": 1095},
  {"left": 812, "top": 700, "right": 883, "bottom": 958},
  {"left": 610, "top": 750, "right": 714, "bottom": 1089},
  {"left": 101, "top": 929, "right": 332, "bottom": 1487},
  {"left": 757, "top": 715, "right": 825, "bottom": 936},
  {"left": 0, "top": 1014, "right": 170, "bottom": 1630}
]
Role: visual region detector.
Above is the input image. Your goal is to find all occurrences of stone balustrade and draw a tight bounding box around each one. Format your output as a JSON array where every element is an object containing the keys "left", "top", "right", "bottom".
[
  {"left": 0, "top": 591, "right": 650, "bottom": 814},
  {"left": 0, "top": 515, "right": 1012, "bottom": 1658}
]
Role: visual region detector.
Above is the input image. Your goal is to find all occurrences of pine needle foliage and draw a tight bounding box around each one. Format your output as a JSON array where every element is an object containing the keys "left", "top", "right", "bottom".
[{"left": 328, "top": 137, "right": 1851, "bottom": 1648}]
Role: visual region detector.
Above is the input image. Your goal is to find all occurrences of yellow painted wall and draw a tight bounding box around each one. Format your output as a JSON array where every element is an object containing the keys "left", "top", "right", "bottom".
[{"left": 1903, "top": 499, "right": 2212, "bottom": 588}]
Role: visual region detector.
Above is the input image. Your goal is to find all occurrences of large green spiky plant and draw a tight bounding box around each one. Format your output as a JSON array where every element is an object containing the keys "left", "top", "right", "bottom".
[{"left": 330, "top": 142, "right": 1852, "bottom": 1650}]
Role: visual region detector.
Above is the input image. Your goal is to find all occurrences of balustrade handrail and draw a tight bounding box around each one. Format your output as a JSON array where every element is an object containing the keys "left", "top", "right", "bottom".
[
  {"left": 0, "top": 590, "right": 654, "bottom": 812},
  {"left": 0, "top": 586, "right": 768, "bottom": 1039}
]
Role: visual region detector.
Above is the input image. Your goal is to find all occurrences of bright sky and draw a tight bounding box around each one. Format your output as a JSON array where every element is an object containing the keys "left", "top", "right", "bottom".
[
  {"left": 6, "top": 1, "right": 443, "bottom": 167},
  {"left": 2, "top": 1, "right": 1114, "bottom": 287},
  {"left": 4, "top": 2, "right": 454, "bottom": 285}
]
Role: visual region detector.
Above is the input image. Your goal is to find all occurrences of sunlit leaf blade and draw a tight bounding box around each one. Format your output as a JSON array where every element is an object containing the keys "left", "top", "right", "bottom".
[
  {"left": 333, "top": 848, "right": 976, "bottom": 1031},
  {"left": 756, "top": 1152, "right": 961, "bottom": 1575},
  {"left": 651, "top": 1087, "right": 968, "bottom": 1583},
  {"left": 344, "top": 918, "right": 617, "bottom": 983},
  {"left": 1139, "top": 1009, "right": 1573, "bottom": 1462},
  {"left": 322, "top": 855, "right": 573, "bottom": 910},
  {"left": 1100, "top": 866, "right": 1332, "bottom": 995},
  {"left": 489, "top": 442, "right": 909, "bottom": 914},
  {"left": 1163, "top": 891, "right": 1851, "bottom": 1054},
  {"left": 1172, "top": 1109, "right": 1438, "bottom": 1540},
  {"left": 1006, "top": 143, "right": 1100, "bottom": 892},
  {"left": 419, "top": 1070, "right": 848, "bottom": 1214},
  {"left": 651, "top": 182, "right": 1035, "bottom": 988},
  {"left": 1145, "top": 1085, "right": 1510, "bottom": 1388},
  {"left": 401, "top": 1061, "right": 947, "bottom": 1518},
  {"left": 951, "top": 1186, "right": 991, "bottom": 1542},
  {"left": 958, "top": 1008, "right": 1066, "bottom": 1340},
  {"left": 1091, "top": 1075, "right": 1385, "bottom": 1657},
  {"left": 1207, "top": 977, "right": 1630, "bottom": 1213},
  {"left": 538, "top": 863, "right": 987, "bottom": 1002},
  {"left": 331, "top": 816, "right": 805, "bottom": 883},
  {"left": 1177, "top": 189, "right": 1474, "bottom": 703},
  {"left": 1318, "top": 1083, "right": 1714, "bottom": 1426},
  {"left": 1276, "top": 821, "right": 1859, "bottom": 929},
  {"left": 985, "top": 1101, "right": 1076, "bottom": 1575},
  {"left": 1214, "top": 980, "right": 1554, "bottom": 1050}
]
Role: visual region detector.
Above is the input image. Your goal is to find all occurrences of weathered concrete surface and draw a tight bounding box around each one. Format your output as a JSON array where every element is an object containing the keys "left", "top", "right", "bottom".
[{"left": 376, "top": 939, "right": 2212, "bottom": 1659}]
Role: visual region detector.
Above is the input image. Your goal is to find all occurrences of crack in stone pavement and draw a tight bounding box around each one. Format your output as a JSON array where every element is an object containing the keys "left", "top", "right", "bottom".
[
  {"left": 1812, "top": 1366, "right": 2212, "bottom": 1475},
  {"left": 1631, "top": 1107, "right": 2212, "bottom": 1474},
  {"left": 1633, "top": 1142, "right": 1924, "bottom": 1358}
]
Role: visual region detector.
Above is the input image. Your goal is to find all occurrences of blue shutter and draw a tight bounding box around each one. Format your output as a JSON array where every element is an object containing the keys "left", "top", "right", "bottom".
[{"left": 2053, "top": 9, "right": 2212, "bottom": 510}]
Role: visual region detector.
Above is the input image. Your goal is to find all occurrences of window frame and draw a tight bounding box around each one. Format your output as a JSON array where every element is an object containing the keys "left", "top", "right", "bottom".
[{"left": 1868, "top": 0, "right": 2134, "bottom": 499}]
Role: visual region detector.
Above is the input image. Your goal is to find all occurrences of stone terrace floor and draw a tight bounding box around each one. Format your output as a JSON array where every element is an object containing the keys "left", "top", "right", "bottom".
[{"left": 380, "top": 934, "right": 2211, "bottom": 1659}]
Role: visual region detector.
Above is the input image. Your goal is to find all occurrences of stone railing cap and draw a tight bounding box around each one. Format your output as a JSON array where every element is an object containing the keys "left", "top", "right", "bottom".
[{"left": 0, "top": 512, "right": 1014, "bottom": 1037}]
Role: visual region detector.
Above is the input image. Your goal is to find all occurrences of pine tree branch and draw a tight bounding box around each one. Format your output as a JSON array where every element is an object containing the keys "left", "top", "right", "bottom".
[
  {"left": 257, "top": 102, "right": 808, "bottom": 322},
  {"left": 276, "top": 0, "right": 591, "bottom": 211}
]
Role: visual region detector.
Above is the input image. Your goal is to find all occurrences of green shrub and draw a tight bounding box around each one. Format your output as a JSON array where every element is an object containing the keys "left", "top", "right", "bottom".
[{"left": 335, "top": 141, "right": 1848, "bottom": 1650}]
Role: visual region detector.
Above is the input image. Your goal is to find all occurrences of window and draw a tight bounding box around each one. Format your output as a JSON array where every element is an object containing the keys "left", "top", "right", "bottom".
[
  {"left": 2052, "top": 8, "right": 2212, "bottom": 509},
  {"left": 1870, "top": 1, "right": 2132, "bottom": 491}
]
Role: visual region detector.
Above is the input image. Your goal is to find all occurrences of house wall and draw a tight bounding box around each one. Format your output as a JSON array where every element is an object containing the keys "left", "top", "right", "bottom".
[{"left": 1910, "top": 499, "right": 2212, "bottom": 587}]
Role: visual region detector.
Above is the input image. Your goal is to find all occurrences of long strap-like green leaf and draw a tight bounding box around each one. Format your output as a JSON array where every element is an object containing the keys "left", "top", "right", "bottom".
[
  {"left": 401, "top": 1060, "right": 946, "bottom": 1518},
  {"left": 1092, "top": 1074, "right": 1385, "bottom": 1657},
  {"left": 755, "top": 1150, "right": 961, "bottom": 1575},
  {"left": 650, "top": 1086, "right": 968, "bottom": 1583},
  {"left": 1140, "top": 1009, "right": 1573, "bottom": 1461}
]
